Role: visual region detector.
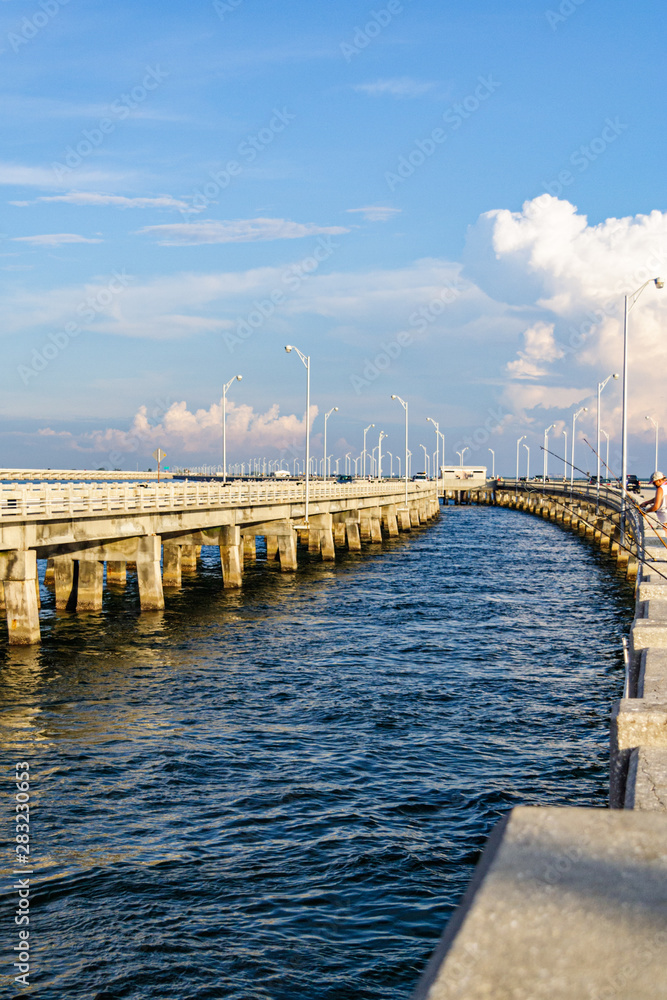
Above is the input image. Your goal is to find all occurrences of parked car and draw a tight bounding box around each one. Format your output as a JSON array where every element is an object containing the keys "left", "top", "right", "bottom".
[{"left": 411, "top": 472, "right": 429, "bottom": 481}]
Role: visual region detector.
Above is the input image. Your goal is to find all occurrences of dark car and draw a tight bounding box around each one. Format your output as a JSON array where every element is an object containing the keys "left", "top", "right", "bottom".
[
  {"left": 626, "top": 474, "right": 641, "bottom": 493},
  {"left": 336, "top": 474, "right": 354, "bottom": 483}
]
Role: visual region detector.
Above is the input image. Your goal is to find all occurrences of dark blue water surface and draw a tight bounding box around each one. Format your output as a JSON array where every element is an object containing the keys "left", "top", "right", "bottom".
[{"left": 0, "top": 506, "right": 634, "bottom": 999}]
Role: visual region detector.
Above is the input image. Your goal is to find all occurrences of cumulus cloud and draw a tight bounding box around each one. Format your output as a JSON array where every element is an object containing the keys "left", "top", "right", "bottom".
[
  {"left": 505, "top": 321, "right": 565, "bottom": 379},
  {"left": 12, "top": 233, "right": 103, "bottom": 247},
  {"left": 137, "top": 218, "right": 350, "bottom": 246},
  {"left": 56, "top": 399, "right": 319, "bottom": 457},
  {"left": 465, "top": 195, "right": 667, "bottom": 433}
]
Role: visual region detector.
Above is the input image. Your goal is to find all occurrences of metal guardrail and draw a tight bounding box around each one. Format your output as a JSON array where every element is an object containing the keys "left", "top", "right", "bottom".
[{"left": 0, "top": 479, "right": 434, "bottom": 523}]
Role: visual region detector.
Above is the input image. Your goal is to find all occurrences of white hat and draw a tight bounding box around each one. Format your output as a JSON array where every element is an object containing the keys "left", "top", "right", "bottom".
[{"left": 650, "top": 471, "right": 666, "bottom": 483}]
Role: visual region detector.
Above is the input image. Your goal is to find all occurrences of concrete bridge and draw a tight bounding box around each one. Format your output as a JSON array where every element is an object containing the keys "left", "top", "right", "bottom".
[
  {"left": 0, "top": 475, "right": 439, "bottom": 646},
  {"left": 415, "top": 479, "right": 667, "bottom": 1000}
]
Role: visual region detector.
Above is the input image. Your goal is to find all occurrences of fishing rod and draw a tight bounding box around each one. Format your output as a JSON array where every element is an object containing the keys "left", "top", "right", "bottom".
[
  {"left": 513, "top": 448, "right": 667, "bottom": 582},
  {"left": 581, "top": 436, "right": 667, "bottom": 557}
]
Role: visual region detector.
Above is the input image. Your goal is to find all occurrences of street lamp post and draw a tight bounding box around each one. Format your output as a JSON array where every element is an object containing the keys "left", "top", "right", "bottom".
[
  {"left": 523, "top": 442, "right": 530, "bottom": 481},
  {"left": 596, "top": 373, "right": 619, "bottom": 511},
  {"left": 488, "top": 447, "right": 495, "bottom": 479},
  {"left": 571, "top": 406, "right": 588, "bottom": 492},
  {"left": 362, "top": 423, "right": 375, "bottom": 479},
  {"left": 601, "top": 429, "right": 610, "bottom": 477},
  {"left": 419, "top": 443, "right": 430, "bottom": 477},
  {"left": 285, "top": 345, "right": 311, "bottom": 523},
  {"left": 222, "top": 374, "right": 242, "bottom": 484},
  {"left": 621, "top": 278, "right": 663, "bottom": 542},
  {"left": 323, "top": 406, "right": 338, "bottom": 480},
  {"left": 391, "top": 395, "right": 409, "bottom": 507},
  {"left": 378, "top": 430, "right": 388, "bottom": 479},
  {"left": 516, "top": 435, "right": 525, "bottom": 496},
  {"left": 427, "top": 416, "right": 440, "bottom": 485},
  {"left": 345, "top": 452, "right": 352, "bottom": 475},
  {"left": 646, "top": 415, "right": 659, "bottom": 472},
  {"left": 543, "top": 424, "right": 554, "bottom": 483},
  {"left": 386, "top": 451, "right": 393, "bottom": 477},
  {"left": 562, "top": 429, "right": 567, "bottom": 481}
]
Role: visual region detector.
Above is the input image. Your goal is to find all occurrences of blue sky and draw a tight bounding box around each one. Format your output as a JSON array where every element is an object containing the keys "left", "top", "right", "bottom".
[{"left": 1, "top": 0, "right": 666, "bottom": 474}]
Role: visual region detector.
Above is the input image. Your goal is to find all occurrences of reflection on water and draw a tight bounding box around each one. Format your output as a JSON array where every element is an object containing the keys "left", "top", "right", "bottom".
[{"left": 0, "top": 507, "right": 633, "bottom": 1000}]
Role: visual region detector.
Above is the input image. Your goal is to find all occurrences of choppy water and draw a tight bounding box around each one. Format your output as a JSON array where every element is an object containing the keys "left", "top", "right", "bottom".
[{"left": 1, "top": 505, "right": 634, "bottom": 1000}]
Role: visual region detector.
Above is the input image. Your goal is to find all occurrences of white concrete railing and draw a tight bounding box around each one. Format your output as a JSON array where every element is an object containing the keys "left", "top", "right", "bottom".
[{"left": 0, "top": 479, "right": 431, "bottom": 522}]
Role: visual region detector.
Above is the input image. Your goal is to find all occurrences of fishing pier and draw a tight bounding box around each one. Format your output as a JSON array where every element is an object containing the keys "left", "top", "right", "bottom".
[{"left": 0, "top": 474, "right": 439, "bottom": 646}]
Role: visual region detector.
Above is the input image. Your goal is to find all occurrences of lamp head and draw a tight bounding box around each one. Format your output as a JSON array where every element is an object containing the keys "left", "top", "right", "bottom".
[
  {"left": 612, "top": 373, "right": 619, "bottom": 379},
  {"left": 285, "top": 345, "right": 292, "bottom": 353},
  {"left": 391, "top": 394, "right": 397, "bottom": 399},
  {"left": 334, "top": 407, "right": 338, "bottom": 412},
  {"left": 236, "top": 374, "right": 242, "bottom": 381},
  {"left": 655, "top": 278, "right": 664, "bottom": 289}
]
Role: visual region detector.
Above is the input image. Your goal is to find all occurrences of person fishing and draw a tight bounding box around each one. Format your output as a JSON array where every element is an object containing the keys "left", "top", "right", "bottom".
[{"left": 639, "top": 471, "right": 667, "bottom": 531}]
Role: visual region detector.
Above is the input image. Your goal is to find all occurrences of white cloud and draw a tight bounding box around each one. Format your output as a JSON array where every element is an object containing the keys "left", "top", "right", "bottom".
[
  {"left": 136, "top": 218, "right": 350, "bottom": 246},
  {"left": 13, "top": 192, "right": 190, "bottom": 210},
  {"left": 505, "top": 321, "right": 565, "bottom": 379},
  {"left": 346, "top": 205, "right": 402, "bottom": 222},
  {"left": 462, "top": 195, "right": 667, "bottom": 433},
  {"left": 353, "top": 77, "right": 435, "bottom": 98},
  {"left": 0, "top": 162, "right": 123, "bottom": 189},
  {"left": 12, "top": 233, "right": 103, "bottom": 247},
  {"left": 51, "top": 399, "right": 319, "bottom": 457}
]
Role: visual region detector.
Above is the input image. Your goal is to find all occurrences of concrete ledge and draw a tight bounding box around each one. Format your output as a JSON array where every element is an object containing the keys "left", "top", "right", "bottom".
[
  {"left": 612, "top": 697, "right": 667, "bottom": 750},
  {"left": 631, "top": 620, "right": 667, "bottom": 651},
  {"left": 639, "top": 648, "right": 667, "bottom": 701},
  {"left": 625, "top": 748, "right": 667, "bottom": 811},
  {"left": 413, "top": 807, "right": 667, "bottom": 1000}
]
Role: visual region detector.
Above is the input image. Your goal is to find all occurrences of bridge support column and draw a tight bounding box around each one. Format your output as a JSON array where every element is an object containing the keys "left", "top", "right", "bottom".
[
  {"left": 321, "top": 527, "right": 335, "bottom": 561},
  {"left": 181, "top": 545, "right": 198, "bottom": 574},
  {"left": 409, "top": 506, "right": 421, "bottom": 527},
  {"left": 266, "top": 536, "right": 279, "bottom": 561},
  {"left": 382, "top": 506, "right": 399, "bottom": 537},
  {"left": 44, "top": 558, "right": 55, "bottom": 586},
  {"left": 137, "top": 537, "right": 164, "bottom": 610},
  {"left": 359, "top": 513, "right": 372, "bottom": 542},
  {"left": 220, "top": 526, "right": 243, "bottom": 588},
  {"left": 1, "top": 550, "right": 40, "bottom": 645},
  {"left": 76, "top": 560, "right": 104, "bottom": 611},
  {"left": 243, "top": 534, "right": 256, "bottom": 560},
  {"left": 162, "top": 544, "right": 181, "bottom": 588},
  {"left": 397, "top": 508, "right": 412, "bottom": 531},
  {"left": 278, "top": 531, "right": 298, "bottom": 571},
  {"left": 368, "top": 507, "right": 383, "bottom": 543},
  {"left": 278, "top": 532, "right": 298, "bottom": 571},
  {"left": 333, "top": 522, "right": 347, "bottom": 547},
  {"left": 308, "top": 528, "right": 321, "bottom": 554},
  {"left": 106, "top": 561, "right": 127, "bottom": 586},
  {"left": 54, "top": 555, "right": 77, "bottom": 609},
  {"left": 345, "top": 520, "right": 362, "bottom": 551}
]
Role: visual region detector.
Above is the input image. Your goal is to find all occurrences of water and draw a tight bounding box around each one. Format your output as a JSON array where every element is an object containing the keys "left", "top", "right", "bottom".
[{"left": 0, "top": 506, "right": 634, "bottom": 1000}]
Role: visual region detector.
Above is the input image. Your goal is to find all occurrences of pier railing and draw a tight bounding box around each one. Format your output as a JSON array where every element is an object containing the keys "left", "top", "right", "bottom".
[{"left": 0, "top": 478, "right": 431, "bottom": 523}]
